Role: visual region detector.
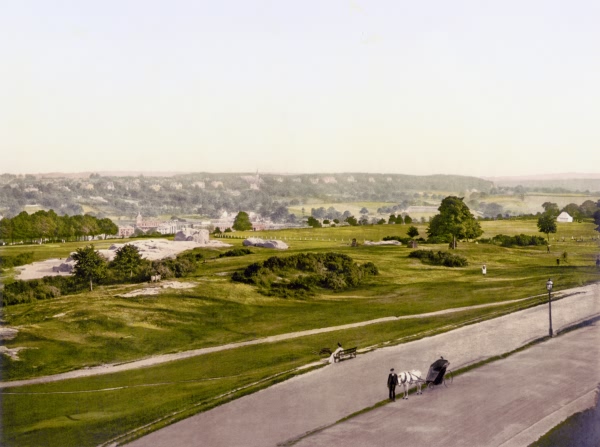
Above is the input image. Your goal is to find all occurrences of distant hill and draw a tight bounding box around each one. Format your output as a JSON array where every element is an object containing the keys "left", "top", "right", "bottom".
[{"left": 485, "top": 174, "right": 600, "bottom": 193}]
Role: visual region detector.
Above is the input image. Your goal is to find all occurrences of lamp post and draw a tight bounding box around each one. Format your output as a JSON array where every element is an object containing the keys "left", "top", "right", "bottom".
[{"left": 546, "top": 279, "right": 553, "bottom": 337}]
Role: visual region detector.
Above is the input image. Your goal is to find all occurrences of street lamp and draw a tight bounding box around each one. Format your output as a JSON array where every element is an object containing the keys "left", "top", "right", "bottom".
[{"left": 546, "top": 279, "right": 553, "bottom": 337}]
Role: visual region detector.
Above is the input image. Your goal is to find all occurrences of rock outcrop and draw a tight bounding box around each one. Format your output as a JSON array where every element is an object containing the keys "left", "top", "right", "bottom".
[
  {"left": 174, "top": 229, "right": 210, "bottom": 244},
  {"left": 243, "top": 237, "right": 289, "bottom": 249}
]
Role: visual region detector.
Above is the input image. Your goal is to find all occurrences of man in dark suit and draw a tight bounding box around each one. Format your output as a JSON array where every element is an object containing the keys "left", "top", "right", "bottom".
[{"left": 387, "top": 368, "right": 398, "bottom": 401}]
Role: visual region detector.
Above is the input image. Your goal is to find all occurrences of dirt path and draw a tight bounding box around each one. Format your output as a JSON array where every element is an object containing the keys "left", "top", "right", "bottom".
[{"left": 0, "top": 292, "right": 553, "bottom": 389}]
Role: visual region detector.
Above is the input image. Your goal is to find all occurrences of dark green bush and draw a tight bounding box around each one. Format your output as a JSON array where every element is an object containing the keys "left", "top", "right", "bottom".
[
  {"left": 479, "top": 234, "right": 547, "bottom": 247},
  {"left": 0, "top": 252, "right": 34, "bottom": 270},
  {"left": 219, "top": 248, "right": 253, "bottom": 258},
  {"left": 408, "top": 250, "right": 468, "bottom": 267},
  {"left": 1, "top": 275, "right": 83, "bottom": 306},
  {"left": 232, "top": 252, "right": 379, "bottom": 297}
]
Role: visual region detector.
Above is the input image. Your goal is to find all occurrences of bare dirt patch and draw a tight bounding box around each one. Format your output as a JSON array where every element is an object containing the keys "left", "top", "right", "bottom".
[{"left": 116, "top": 281, "right": 197, "bottom": 297}]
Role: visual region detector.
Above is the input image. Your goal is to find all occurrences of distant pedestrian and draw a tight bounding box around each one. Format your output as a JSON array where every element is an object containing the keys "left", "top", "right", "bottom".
[
  {"left": 387, "top": 368, "right": 398, "bottom": 401},
  {"left": 557, "top": 258, "right": 560, "bottom": 266},
  {"left": 596, "top": 256, "right": 600, "bottom": 269},
  {"left": 547, "top": 245, "right": 550, "bottom": 253},
  {"left": 482, "top": 264, "right": 487, "bottom": 276}
]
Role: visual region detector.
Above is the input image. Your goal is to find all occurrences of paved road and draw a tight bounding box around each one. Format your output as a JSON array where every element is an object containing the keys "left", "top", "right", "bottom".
[
  {"left": 294, "top": 322, "right": 600, "bottom": 447},
  {"left": 126, "top": 283, "right": 600, "bottom": 447}
]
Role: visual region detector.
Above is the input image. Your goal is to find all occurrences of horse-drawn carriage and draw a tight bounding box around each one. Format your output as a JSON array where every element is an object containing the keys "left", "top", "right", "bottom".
[
  {"left": 396, "top": 357, "right": 453, "bottom": 399},
  {"left": 424, "top": 357, "right": 453, "bottom": 389}
]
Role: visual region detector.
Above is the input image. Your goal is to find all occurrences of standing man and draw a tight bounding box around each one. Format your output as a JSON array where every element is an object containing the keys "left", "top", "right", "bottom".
[
  {"left": 482, "top": 264, "right": 487, "bottom": 276},
  {"left": 387, "top": 368, "right": 398, "bottom": 401}
]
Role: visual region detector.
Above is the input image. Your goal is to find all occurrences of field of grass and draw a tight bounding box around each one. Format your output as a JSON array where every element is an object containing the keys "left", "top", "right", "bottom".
[{"left": 1, "top": 220, "right": 599, "bottom": 446}]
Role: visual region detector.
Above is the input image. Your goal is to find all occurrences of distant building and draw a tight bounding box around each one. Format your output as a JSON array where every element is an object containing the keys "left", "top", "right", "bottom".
[
  {"left": 556, "top": 212, "right": 573, "bottom": 223},
  {"left": 347, "top": 176, "right": 356, "bottom": 183},
  {"left": 322, "top": 176, "right": 337, "bottom": 184},
  {"left": 118, "top": 225, "right": 135, "bottom": 237},
  {"left": 169, "top": 182, "right": 183, "bottom": 190},
  {"left": 156, "top": 222, "right": 179, "bottom": 234},
  {"left": 193, "top": 181, "right": 205, "bottom": 189},
  {"left": 211, "top": 181, "right": 223, "bottom": 188},
  {"left": 149, "top": 184, "right": 161, "bottom": 192},
  {"left": 368, "top": 177, "right": 375, "bottom": 183},
  {"left": 104, "top": 182, "right": 115, "bottom": 190},
  {"left": 135, "top": 212, "right": 163, "bottom": 232}
]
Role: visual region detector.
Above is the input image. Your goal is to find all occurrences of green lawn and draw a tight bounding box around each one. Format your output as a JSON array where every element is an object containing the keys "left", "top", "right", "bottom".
[{"left": 1, "top": 220, "right": 599, "bottom": 446}]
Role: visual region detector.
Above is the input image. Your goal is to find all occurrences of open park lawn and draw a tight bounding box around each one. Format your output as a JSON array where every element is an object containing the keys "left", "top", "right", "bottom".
[{"left": 1, "top": 220, "right": 599, "bottom": 447}]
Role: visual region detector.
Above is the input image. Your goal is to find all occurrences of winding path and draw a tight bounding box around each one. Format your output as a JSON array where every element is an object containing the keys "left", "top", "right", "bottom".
[{"left": 1, "top": 293, "right": 549, "bottom": 389}]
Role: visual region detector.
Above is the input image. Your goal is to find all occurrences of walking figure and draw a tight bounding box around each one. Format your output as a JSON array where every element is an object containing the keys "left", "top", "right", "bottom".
[
  {"left": 482, "top": 264, "right": 487, "bottom": 276},
  {"left": 387, "top": 368, "right": 398, "bottom": 401}
]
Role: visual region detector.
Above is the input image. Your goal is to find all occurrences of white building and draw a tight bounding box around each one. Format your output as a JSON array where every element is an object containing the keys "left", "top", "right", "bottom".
[{"left": 556, "top": 212, "right": 573, "bottom": 223}]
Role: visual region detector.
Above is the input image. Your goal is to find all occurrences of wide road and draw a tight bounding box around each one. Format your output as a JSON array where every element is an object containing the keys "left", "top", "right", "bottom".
[
  {"left": 126, "top": 283, "right": 600, "bottom": 447},
  {"left": 294, "top": 322, "right": 600, "bottom": 447}
]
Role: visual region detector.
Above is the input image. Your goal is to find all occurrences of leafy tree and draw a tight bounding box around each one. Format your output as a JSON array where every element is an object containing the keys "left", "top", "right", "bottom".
[
  {"left": 359, "top": 215, "right": 369, "bottom": 225},
  {"left": 232, "top": 211, "right": 253, "bottom": 231},
  {"left": 396, "top": 215, "right": 404, "bottom": 225},
  {"left": 404, "top": 214, "right": 413, "bottom": 224},
  {"left": 542, "top": 202, "right": 560, "bottom": 216},
  {"left": 213, "top": 227, "right": 222, "bottom": 234},
  {"left": 427, "top": 196, "right": 483, "bottom": 249},
  {"left": 579, "top": 200, "right": 599, "bottom": 217},
  {"left": 0, "top": 218, "right": 14, "bottom": 242},
  {"left": 377, "top": 218, "right": 386, "bottom": 225},
  {"left": 111, "top": 244, "right": 143, "bottom": 279},
  {"left": 360, "top": 207, "right": 369, "bottom": 215},
  {"left": 594, "top": 210, "right": 600, "bottom": 232},
  {"left": 388, "top": 214, "right": 397, "bottom": 224},
  {"left": 311, "top": 207, "right": 326, "bottom": 219},
  {"left": 306, "top": 216, "right": 322, "bottom": 228},
  {"left": 537, "top": 213, "right": 557, "bottom": 241},
  {"left": 72, "top": 245, "right": 107, "bottom": 291},
  {"left": 345, "top": 215, "right": 358, "bottom": 226},
  {"left": 407, "top": 226, "right": 419, "bottom": 239},
  {"left": 562, "top": 203, "right": 582, "bottom": 220},
  {"left": 98, "top": 218, "right": 118, "bottom": 239}
]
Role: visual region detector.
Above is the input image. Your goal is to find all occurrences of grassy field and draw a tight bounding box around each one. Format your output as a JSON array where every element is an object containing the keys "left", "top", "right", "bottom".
[{"left": 1, "top": 220, "right": 599, "bottom": 446}]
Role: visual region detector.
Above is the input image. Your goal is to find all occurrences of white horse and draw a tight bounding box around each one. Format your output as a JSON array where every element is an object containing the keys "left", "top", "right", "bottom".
[
  {"left": 150, "top": 274, "right": 161, "bottom": 283},
  {"left": 397, "top": 370, "right": 423, "bottom": 399}
]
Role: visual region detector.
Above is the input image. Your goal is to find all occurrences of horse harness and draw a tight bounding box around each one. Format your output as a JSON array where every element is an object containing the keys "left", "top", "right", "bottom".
[{"left": 399, "top": 371, "right": 420, "bottom": 384}]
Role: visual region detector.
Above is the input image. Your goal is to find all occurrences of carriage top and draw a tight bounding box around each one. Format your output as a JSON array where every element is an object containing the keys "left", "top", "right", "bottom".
[{"left": 426, "top": 357, "right": 450, "bottom": 384}]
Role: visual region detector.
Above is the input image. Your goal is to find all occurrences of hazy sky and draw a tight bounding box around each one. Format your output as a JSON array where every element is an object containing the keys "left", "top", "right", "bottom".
[{"left": 1, "top": 1, "right": 599, "bottom": 177}]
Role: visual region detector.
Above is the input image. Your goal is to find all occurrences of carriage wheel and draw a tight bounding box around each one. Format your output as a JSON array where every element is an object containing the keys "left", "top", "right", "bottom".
[{"left": 443, "top": 370, "right": 453, "bottom": 387}]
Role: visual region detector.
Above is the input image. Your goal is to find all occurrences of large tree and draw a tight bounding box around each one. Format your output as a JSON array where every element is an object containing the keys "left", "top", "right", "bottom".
[
  {"left": 72, "top": 245, "right": 107, "bottom": 291},
  {"left": 111, "top": 244, "right": 143, "bottom": 279},
  {"left": 427, "top": 196, "right": 483, "bottom": 248},
  {"left": 541, "top": 202, "right": 560, "bottom": 216},
  {"left": 232, "top": 211, "right": 253, "bottom": 231},
  {"left": 537, "top": 213, "right": 557, "bottom": 241},
  {"left": 407, "top": 226, "right": 419, "bottom": 239}
]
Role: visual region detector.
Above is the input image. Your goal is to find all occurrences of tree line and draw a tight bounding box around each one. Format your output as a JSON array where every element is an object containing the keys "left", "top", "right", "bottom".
[{"left": 0, "top": 210, "right": 118, "bottom": 243}]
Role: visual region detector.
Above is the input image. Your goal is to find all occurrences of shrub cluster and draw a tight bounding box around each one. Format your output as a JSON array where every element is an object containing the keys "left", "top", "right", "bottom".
[
  {"left": 2, "top": 275, "right": 84, "bottom": 306},
  {"left": 408, "top": 250, "right": 468, "bottom": 267},
  {"left": 478, "top": 234, "right": 547, "bottom": 247},
  {"left": 232, "top": 252, "right": 379, "bottom": 297},
  {"left": 0, "top": 252, "right": 34, "bottom": 271},
  {"left": 218, "top": 248, "right": 253, "bottom": 258},
  {"left": 150, "top": 249, "right": 204, "bottom": 279},
  {"left": 2, "top": 249, "right": 205, "bottom": 306}
]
